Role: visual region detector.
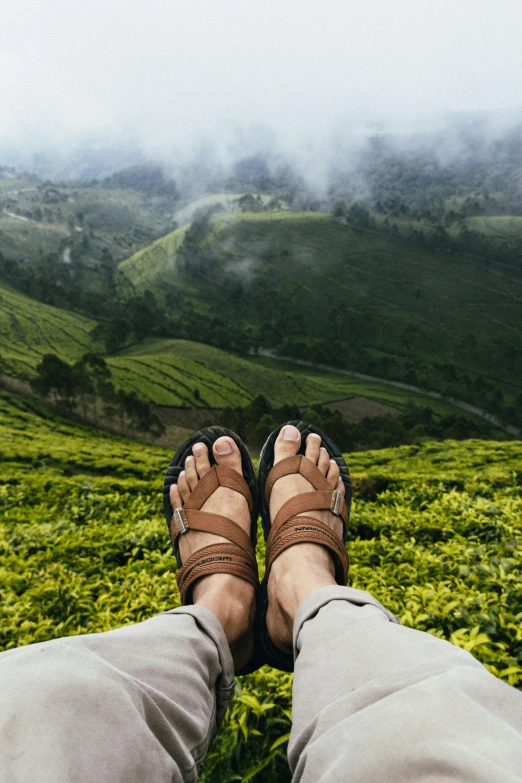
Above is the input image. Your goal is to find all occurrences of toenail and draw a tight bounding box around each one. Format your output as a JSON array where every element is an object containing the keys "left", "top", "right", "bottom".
[
  {"left": 186, "top": 455, "right": 194, "bottom": 462},
  {"left": 193, "top": 443, "right": 205, "bottom": 454},
  {"left": 309, "top": 433, "right": 321, "bottom": 439},
  {"left": 215, "top": 439, "right": 233, "bottom": 455},
  {"left": 180, "top": 470, "right": 186, "bottom": 477},
  {"left": 320, "top": 447, "right": 327, "bottom": 452},
  {"left": 283, "top": 426, "right": 300, "bottom": 441}
]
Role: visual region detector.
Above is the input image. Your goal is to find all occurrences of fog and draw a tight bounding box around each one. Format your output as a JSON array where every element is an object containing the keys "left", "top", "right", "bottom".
[{"left": 2, "top": 0, "right": 522, "bottom": 178}]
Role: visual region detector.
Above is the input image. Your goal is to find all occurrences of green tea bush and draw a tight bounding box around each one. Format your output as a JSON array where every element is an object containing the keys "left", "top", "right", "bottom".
[{"left": 0, "top": 392, "right": 521, "bottom": 781}]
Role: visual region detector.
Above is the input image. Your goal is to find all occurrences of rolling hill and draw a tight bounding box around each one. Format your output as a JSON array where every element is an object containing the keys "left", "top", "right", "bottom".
[
  {"left": 0, "top": 282, "right": 96, "bottom": 376},
  {"left": 0, "top": 170, "right": 177, "bottom": 276},
  {"left": 0, "top": 280, "right": 494, "bottom": 433},
  {"left": 119, "top": 209, "right": 522, "bottom": 411}
]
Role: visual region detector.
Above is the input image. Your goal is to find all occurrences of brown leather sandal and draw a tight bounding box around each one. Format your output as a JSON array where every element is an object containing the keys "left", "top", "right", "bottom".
[
  {"left": 163, "top": 426, "right": 262, "bottom": 675},
  {"left": 257, "top": 420, "right": 352, "bottom": 672}
]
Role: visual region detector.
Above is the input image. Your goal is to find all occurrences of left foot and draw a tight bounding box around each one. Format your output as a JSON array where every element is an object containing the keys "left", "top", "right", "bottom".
[{"left": 169, "top": 436, "right": 256, "bottom": 671}]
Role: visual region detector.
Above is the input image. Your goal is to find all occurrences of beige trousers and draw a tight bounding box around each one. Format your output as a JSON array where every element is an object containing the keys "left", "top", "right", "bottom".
[{"left": 1, "top": 586, "right": 521, "bottom": 782}]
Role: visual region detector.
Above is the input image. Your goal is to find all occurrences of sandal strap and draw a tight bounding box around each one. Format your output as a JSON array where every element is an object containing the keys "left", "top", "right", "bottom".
[
  {"left": 176, "top": 542, "right": 259, "bottom": 604},
  {"left": 184, "top": 465, "right": 253, "bottom": 513},
  {"left": 170, "top": 508, "right": 254, "bottom": 554},
  {"left": 170, "top": 463, "right": 257, "bottom": 604},
  {"left": 263, "top": 455, "right": 350, "bottom": 586},
  {"left": 266, "top": 515, "right": 349, "bottom": 585},
  {"left": 265, "top": 454, "right": 333, "bottom": 503},
  {"left": 272, "top": 490, "right": 348, "bottom": 534}
]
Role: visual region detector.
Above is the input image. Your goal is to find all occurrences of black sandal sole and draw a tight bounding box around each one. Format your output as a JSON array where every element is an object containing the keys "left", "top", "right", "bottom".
[
  {"left": 257, "top": 420, "right": 352, "bottom": 672},
  {"left": 163, "top": 425, "right": 262, "bottom": 676}
]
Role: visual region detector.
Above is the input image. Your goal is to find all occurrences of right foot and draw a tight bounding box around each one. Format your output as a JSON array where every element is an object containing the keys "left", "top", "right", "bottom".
[
  {"left": 169, "top": 436, "right": 256, "bottom": 671},
  {"left": 266, "top": 425, "right": 346, "bottom": 654}
]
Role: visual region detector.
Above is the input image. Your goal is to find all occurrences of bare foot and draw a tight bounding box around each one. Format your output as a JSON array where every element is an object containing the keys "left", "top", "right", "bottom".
[
  {"left": 266, "top": 425, "right": 346, "bottom": 654},
  {"left": 169, "top": 436, "right": 256, "bottom": 671}
]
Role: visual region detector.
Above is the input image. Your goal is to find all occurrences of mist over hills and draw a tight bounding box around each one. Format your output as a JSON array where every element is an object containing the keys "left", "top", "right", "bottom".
[{"left": 1, "top": 113, "right": 521, "bottom": 444}]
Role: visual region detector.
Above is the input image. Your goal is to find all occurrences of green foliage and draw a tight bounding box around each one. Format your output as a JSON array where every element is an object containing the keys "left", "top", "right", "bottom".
[
  {"left": 0, "top": 281, "right": 96, "bottom": 376},
  {"left": 29, "top": 353, "right": 164, "bottom": 437},
  {"left": 217, "top": 397, "right": 493, "bottom": 450},
  {"left": 118, "top": 210, "right": 521, "bottom": 416},
  {"left": 1, "top": 280, "right": 491, "bottom": 429},
  {"left": 0, "top": 176, "right": 177, "bottom": 291},
  {"left": 0, "top": 392, "right": 521, "bottom": 781}
]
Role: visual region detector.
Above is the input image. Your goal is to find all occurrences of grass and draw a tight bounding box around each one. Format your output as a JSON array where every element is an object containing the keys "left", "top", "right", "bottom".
[
  {"left": 248, "top": 354, "right": 485, "bottom": 419},
  {"left": 0, "top": 389, "right": 521, "bottom": 782}
]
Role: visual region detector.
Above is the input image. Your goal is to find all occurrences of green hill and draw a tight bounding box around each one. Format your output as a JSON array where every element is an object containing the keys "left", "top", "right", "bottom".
[
  {"left": 0, "top": 171, "right": 177, "bottom": 277},
  {"left": 0, "top": 389, "right": 520, "bottom": 782},
  {"left": 1, "top": 281, "right": 484, "bottom": 426},
  {"left": 461, "top": 215, "right": 522, "bottom": 242},
  {"left": 0, "top": 282, "right": 96, "bottom": 376},
  {"left": 108, "top": 338, "right": 489, "bottom": 420},
  {"left": 119, "top": 210, "right": 522, "bottom": 413}
]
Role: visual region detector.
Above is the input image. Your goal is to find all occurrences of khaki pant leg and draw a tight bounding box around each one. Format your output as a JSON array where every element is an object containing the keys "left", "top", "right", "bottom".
[
  {"left": 0, "top": 606, "right": 234, "bottom": 783},
  {"left": 289, "top": 586, "right": 522, "bottom": 783}
]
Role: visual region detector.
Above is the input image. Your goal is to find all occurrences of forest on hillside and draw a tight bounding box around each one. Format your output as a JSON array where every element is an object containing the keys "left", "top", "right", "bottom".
[{"left": 1, "top": 117, "right": 521, "bottom": 441}]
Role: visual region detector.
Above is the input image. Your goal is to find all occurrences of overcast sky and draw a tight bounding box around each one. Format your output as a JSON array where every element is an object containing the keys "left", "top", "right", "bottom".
[{"left": 1, "top": 0, "right": 522, "bottom": 156}]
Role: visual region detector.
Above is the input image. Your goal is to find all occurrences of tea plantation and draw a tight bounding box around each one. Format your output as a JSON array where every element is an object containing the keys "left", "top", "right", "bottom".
[{"left": 1, "top": 391, "right": 521, "bottom": 781}]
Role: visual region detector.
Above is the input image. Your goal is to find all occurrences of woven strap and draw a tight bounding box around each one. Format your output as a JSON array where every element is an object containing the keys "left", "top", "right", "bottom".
[
  {"left": 170, "top": 465, "right": 258, "bottom": 603},
  {"left": 265, "top": 455, "right": 349, "bottom": 584}
]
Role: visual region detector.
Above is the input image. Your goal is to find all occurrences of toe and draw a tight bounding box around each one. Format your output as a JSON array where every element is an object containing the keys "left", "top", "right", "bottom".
[
  {"left": 170, "top": 483, "right": 182, "bottom": 510},
  {"left": 184, "top": 455, "right": 198, "bottom": 490},
  {"left": 337, "top": 477, "right": 345, "bottom": 494},
  {"left": 177, "top": 471, "right": 191, "bottom": 503},
  {"left": 213, "top": 436, "right": 242, "bottom": 474},
  {"left": 327, "top": 459, "right": 340, "bottom": 488},
  {"left": 305, "top": 432, "right": 322, "bottom": 464},
  {"left": 274, "top": 424, "right": 301, "bottom": 463},
  {"left": 192, "top": 442, "right": 211, "bottom": 478},
  {"left": 318, "top": 447, "right": 330, "bottom": 475}
]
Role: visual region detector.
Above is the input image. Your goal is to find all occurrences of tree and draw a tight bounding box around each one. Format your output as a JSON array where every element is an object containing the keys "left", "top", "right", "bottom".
[
  {"left": 31, "top": 354, "right": 76, "bottom": 409},
  {"left": 73, "top": 353, "right": 112, "bottom": 422}
]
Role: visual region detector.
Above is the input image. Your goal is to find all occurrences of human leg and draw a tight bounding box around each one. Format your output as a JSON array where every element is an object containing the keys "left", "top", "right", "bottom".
[
  {"left": 264, "top": 424, "right": 522, "bottom": 783},
  {"left": 0, "top": 606, "right": 234, "bottom": 783},
  {"left": 290, "top": 587, "right": 522, "bottom": 783},
  {"left": 0, "top": 435, "right": 256, "bottom": 783}
]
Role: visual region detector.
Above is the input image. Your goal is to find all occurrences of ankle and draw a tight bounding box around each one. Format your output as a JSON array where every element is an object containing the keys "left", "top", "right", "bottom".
[
  {"left": 268, "top": 544, "right": 336, "bottom": 633},
  {"left": 193, "top": 574, "right": 255, "bottom": 646}
]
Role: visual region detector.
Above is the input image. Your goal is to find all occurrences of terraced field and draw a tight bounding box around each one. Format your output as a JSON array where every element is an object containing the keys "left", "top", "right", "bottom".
[
  {"left": 0, "top": 282, "right": 96, "bottom": 376},
  {"left": 463, "top": 216, "right": 522, "bottom": 242},
  {"left": 109, "top": 338, "right": 483, "bottom": 418},
  {"left": 0, "top": 280, "right": 476, "bottom": 418}
]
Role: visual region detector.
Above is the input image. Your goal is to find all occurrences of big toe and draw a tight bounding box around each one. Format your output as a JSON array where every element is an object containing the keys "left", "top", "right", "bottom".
[
  {"left": 213, "top": 436, "right": 243, "bottom": 474},
  {"left": 274, "top": 424, "right": 302, "bottom": 463}
]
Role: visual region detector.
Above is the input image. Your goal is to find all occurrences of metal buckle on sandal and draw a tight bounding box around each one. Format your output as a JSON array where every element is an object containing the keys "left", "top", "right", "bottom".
[
  {"left": 331, "top": 490, "right": 343, "bottom": 516},
  {"left": 173, "top": 508, "right": 188, "bottom": 535}
]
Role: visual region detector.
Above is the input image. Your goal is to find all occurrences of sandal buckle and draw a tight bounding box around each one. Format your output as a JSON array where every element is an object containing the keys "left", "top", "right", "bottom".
[
  {"left": 331, "top": 490, "right": 343, "bottom": 516},
  {"left": 173, "top": 508, "right": 188, "bottom": 535}
]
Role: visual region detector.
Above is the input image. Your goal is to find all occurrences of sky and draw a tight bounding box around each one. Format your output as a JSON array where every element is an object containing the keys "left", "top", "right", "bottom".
[{"left": 1, "top": 0, "right": 522, "bottom": 157}]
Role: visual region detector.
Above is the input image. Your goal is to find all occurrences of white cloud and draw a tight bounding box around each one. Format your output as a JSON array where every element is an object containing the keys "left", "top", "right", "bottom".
[{"left": 1, "top": 0, "right": 521, "bottom": 154}]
